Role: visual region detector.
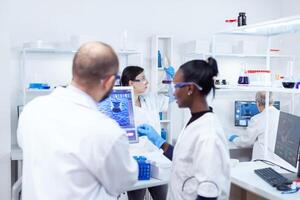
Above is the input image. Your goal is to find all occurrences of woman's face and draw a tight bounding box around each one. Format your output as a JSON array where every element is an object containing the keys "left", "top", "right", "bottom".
[
  {"left": 129, "top": 72, "right": 149, "bottom": 95},
  {"left": 173, "top": 69, "right": 191, "bottom": 108}
]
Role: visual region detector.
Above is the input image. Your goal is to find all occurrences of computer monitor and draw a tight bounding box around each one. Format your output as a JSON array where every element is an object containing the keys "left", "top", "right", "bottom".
[
  {"left": 96, "top": 86, "right": 138, "bottom": 143},
  {"left": 274, "top": 111, "right": 300, "bottom": 178},
  {"left": 234, "top": 101, "right": 280, "bottom": 127}
]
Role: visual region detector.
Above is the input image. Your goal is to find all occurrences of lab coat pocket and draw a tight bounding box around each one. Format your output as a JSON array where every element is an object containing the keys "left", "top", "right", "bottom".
[{"left": 181, "top": 176, "right": 198, "bottom": 199}]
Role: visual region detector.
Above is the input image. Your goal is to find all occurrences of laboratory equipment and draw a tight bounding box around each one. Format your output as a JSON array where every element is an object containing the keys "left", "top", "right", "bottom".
[
  {"left": 237, "top": 67, "right": 249, "bottom": 85},
  {"left": 234, "top": 100, "right": 280, "bottom": 127},
  {"left": 274, "top": 111, "right": 300, "bottom": 178},
  {"left": 247, "top": 69, "right": 271, "bottom": 86},
  {"left": 238, "top": 12, "right": 247, "bottom": 26},
  {"left": 161, "top": 128, "right": 167, "bottom": 140},
  {"left": 296, "top": 82, "right": 300, "bottom": 89},
  {"left": 28, "top": 83, "right": 50, "bottom": 89},
  {"left": 157, "top": 50, "right": 162, "bottom": 68},
  {"left": 97, "top": 86, "right": 138, "bottom": 143},
  {"left": 282, "top": 77, "right": 295, "bottom": 89},
  {"left": 133, "top": 156, "right": 151, "bottom": 180}
]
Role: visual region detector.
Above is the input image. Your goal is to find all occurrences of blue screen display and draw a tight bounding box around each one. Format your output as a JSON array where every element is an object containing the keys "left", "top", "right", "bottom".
[
  {"left": 97, "top": 87, "right": 138, "bottom": 143},
  {"left": 235, "top": 101, "right": 280, "bottom": 127}
]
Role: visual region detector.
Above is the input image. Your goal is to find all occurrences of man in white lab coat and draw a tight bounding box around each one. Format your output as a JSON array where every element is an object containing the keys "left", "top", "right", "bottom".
[
  {"left": 17, "top": 42, "right": 138, "bottom": 200},
  {"left": 228, "top": 91, "right": 280, "bottom": 160}
]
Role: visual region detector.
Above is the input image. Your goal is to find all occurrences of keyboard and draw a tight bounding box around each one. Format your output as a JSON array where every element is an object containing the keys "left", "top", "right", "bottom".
[{"left": 254, "top": 167, "right": 292, "bottom": 187}]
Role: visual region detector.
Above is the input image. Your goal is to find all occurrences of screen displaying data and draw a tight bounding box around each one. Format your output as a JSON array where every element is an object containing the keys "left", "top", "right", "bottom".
[
  {"left": 97, "top": 87, "right": 138, "bottom": 143},
  {"left": 274, "top": 112, "right": 300, "bottom": 167},
  {"left": 235, "top": 101, "right": 280, "bottom": 127}
]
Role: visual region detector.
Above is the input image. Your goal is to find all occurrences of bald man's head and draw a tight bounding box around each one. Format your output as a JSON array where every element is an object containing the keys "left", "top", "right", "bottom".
[{"left": 72, "top": 42, "right": 119, "bottom": 88}]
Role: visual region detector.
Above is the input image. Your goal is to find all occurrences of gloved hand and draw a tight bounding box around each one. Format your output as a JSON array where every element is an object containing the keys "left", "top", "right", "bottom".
[
  {"left": 164, "top": 66, "right": 175, "bottom": 79},
  {"left": 228, "top": 134, "right": 239, "bottom": 142},
  {"left": 137, "top": 124, "right": 166, "bottom": 148}
]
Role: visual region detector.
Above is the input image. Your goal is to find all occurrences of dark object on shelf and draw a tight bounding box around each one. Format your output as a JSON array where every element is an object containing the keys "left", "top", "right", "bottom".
[
  {"left": 238, "top": 12, "right": 247, "bottom": 26},
  {"left": 238, "top": 76, "right": 249, "bottom": 85},
  {"left": 282, "top": 82, "right": 295, "bottom": 89}
]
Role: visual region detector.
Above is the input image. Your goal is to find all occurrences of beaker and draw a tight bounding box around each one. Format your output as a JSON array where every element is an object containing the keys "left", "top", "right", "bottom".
[{"left": 238, "top": 67, "right": 249, "bottom": 85}]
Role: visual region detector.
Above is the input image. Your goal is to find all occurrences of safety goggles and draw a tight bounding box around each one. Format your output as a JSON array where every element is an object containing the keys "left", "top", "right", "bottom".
[
  {"left": 171, "top": 82, "right": 203, "bottom": 91},
  {"left": 132, "top": 78, "right": 147, "bottom": 84}
]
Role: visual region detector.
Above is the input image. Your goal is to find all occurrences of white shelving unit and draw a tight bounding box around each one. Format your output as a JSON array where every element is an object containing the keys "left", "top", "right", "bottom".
[
  {"left": 212, "top": 15, "right": 300, "bottom": 158},
  {"left": 117, "top": 50, "right": 143, "bottom": 71},
  {"left": 20, "top": 47, "right": 143, "bottom": 104},
  {"left": 151, "top": 35, "right": 174, "bottom": 143},
  {"left": 20, "top": 47, "right": 76, "bottom": 105}
]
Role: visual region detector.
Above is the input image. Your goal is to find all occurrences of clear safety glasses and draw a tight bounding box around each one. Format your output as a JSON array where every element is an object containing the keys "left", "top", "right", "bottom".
[{"left": 171, "top": 82, "right": 203, "bottom": 91}]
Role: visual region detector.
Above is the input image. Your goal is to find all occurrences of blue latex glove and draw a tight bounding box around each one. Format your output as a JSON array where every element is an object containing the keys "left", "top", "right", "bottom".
[
  {"left": 137, "top": 124, "right": 166, "bottom": 148},
  {"left": 164, "top": 66, "right": 175, "bottom": 79},
  {"left": 228, "top": 134, "right": 239, "bottom": 142}
]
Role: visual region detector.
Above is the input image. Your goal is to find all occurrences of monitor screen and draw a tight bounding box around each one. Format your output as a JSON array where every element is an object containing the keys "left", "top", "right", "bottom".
[
  {"left": 96, "top": 86, "right": 138, "bottom": 143},
  {"left": 234, "top": 101, "right": 280, "bottom": 127},
  {"left": 274, "top": 112, "right": 300, "bottom": 168}
]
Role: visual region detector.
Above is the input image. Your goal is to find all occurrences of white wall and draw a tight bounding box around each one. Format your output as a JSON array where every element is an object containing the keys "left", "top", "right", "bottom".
[{"left": 0, "top": 1, "right": 11, "bottom": 200}]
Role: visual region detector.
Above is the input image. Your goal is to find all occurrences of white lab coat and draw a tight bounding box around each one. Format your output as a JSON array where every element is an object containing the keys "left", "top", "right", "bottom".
[
  {"left": 17, "top": 85, "right": 138, "bottom": 200},
  {"left": 232, "top": 106, "right": 280, "bottom": 161},
  {"left": 134, "top": 93, "right": 169, "bottom": 133},
  {"left": 167, "top": 113, "right": 230, "bottom": 200}
]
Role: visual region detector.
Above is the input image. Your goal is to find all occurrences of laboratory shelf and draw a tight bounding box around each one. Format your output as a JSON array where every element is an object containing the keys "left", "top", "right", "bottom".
[
  {"left": 21, "top": 47, "right": 77, "bottom": 54},
  {"left": 25, "top": 89, "right": 53, "bottom": 94},
  {"left": 215, "top": 15, "right": 300, "bottom": 36},
  {"left": 216, "top": 85, "right": 300, "bottom": 93},
  {"left": 186, "top": 52, "right": 294, "bottom": 59},
  {"left": 117, "top": 50, "right": 141, "bottom": 55}
]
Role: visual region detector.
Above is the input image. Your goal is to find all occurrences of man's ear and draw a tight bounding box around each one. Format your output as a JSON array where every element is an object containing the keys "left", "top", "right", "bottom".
[{"left": 102, "top": 75, "right": 116, "bottom": 90}]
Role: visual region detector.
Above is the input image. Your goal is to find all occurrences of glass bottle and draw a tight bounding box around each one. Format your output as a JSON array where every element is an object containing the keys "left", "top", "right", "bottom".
[{"left": 238, "top": 12, "right": 247, "bottom": 26}]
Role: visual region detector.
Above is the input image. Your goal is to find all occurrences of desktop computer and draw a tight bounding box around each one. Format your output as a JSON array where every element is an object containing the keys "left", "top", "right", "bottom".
[
  {"left": 96, "top": 86, "right": 139, "bottom": 143},
  {"left": 274, "top": 111, "right": 300, "bottom": 178},
  {"left": 254, "top": 111, "right": 300, "bottom": 187},
  {"left": 234, "top": 100, "right": 280, "bottom": 127}
]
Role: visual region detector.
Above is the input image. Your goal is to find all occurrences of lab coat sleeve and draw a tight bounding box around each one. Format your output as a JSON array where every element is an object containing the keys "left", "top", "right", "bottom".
[
  {"left": 193, "top": 137, "right": 228, "bottom": 198},
  {"left": 79, "top": 133, "right": 138, "bottom": 196},
  {"left": 17, "top": 123, "right": 23, "bottom": 149},
  {"left": 99, "top": 135, "right": 138, "bottom": 195},
  {"left": 233, "top": 116, "right": 260, "bottom": 148},
  {"left": 16, "top": 108, "right": 27, "bottom": 149}
]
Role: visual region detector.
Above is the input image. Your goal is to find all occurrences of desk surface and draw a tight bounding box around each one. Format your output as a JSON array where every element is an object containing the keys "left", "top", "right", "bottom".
[
  {"left": 128, "top": 178, "right": 169, "bottom": 191},
  {"left": 231, "top": 161, "right": 300, "bottom": 200},
  {"left": 11, "top": 145, "right": 170, "bottom": 191}
]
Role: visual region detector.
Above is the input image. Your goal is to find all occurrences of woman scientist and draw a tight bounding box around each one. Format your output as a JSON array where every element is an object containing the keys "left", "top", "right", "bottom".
[
  {"left": 228, "top": 91, "right": 280, "bottom": 160},
  {"left": 120, "top": 65, "right": 174, "bottom": 200},
  {"left": 138, "top": 58, "right": 230, "bottom": 200}
]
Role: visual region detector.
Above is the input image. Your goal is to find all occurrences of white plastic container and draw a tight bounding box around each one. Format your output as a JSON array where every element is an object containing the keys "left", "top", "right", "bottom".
[{"left": 150, "top": 161, "right": 171, "bottom": 180}]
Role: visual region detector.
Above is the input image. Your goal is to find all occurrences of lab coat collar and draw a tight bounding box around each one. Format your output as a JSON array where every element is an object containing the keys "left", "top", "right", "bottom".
[{"left": 52, "top": 85, "right": 98, "bottom": 111}]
